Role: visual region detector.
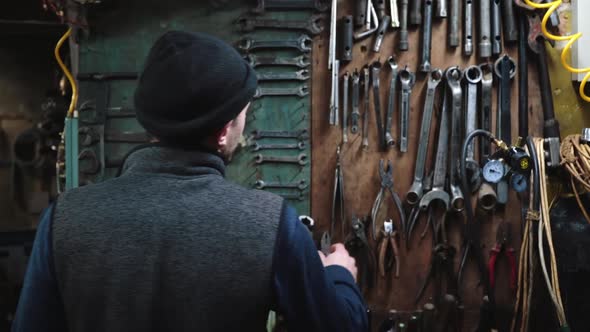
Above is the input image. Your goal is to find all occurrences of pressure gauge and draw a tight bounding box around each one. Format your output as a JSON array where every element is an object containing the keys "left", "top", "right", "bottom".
[
  {"left": 482, "top": 159, "right": 506, "bottom": 184},
  {"left": 510, "top": 173, "right": 528, "bottom": 193}
]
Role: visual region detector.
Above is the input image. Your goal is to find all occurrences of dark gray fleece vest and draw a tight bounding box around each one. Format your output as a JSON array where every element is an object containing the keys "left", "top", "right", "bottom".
[{"left": 52, "top": 146, "right": 283, "bottom": 332}]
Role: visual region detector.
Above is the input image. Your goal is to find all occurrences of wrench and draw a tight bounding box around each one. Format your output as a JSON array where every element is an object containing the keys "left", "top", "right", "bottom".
[
  {"left": 420, "top": 0, "right": 434, "bottom": 73},
  {"left": 407, "top": 69, "right": 442, "bottom": 205},
  {"left": 502, "top": 0, "right": 518, "bottom": 42},
  {"left": 256, "top": 69, "right": 310, "bottom": 81},
  {"left": 329, "top": 60, "right": 340, "bottom": 125},
  {"left": 410, "top": 0, "right": 422, "bottom": 25},
  {"left": 398, "top": 67, "right": 415, "bottom": 153},
  {"left": 254, "top": 153, "right": 308, "bottom": 166},
  {"left": 419, "top": 79, "right": 450, "bottom": 211},
  {"left": 362, "top": 66, "right": 371, "bottom": 150},
  {"left": 449, "top": 0, "right": 459, "bottom": 47},
  {"left": 446, "top": 66, "right": 465, "bottom": 212},
  {"left": 236, "top": 14, "right": 326, "bottom": 35},
  {"left": 237, "top": 35, "right": 312, "bottom": 53},
  {"left": 464, "top": 65, "right": 483, "bottom": 191},
  {"left": 351, "top": 70, "right": 361, "bottom": 134},
  {"left": 371, "top": 61, "right": 385, "bottom": 150},
  {"left": 341, "top": 16, "right": 354, "bottom": 62},
  {"left": 491, "top": 0, "right": 502, "bottom": 55},
  {"left": 254, "top": 0, "right": 329, "bottom": 12},
  {"left": 390, "top": 0, "right": 400, "bottom": 27},
  {"left": 464, "top": 0, "right": 474, "bottom": 56},
  {"left": 373, "top": 15, "right": 391, "bottom": 52},
  {"left": 244, "top": 54, "right": 311, "bottom": 68},
  {"left": 495, "top": 55, "right": 516, "bottom": 205},
  {"left": 251, "top": 141, "right": 306, "bottom": 151},
  {"left": 254, "top": 85, "right": 309, "bottom": 98},
  {"left": 255, "top": 179, "right": 308, "bottom": 190},
  {"left": 328, "top": 0, "right": 337, "bottom": 70},
  {"left": 252, "top": 129, "right": 309, "bottom": 139},
  {"left": 436, "top": 0, "right": 447, "bottom": 17},
  {"left": 399, "top": 0, "right": 410, "bottom": 51},
  {"left": 479, "top": 63, "right": 493, "bottom": 160},
  {"left": 478, "top": 0, "right": 492, "bottom": 58},
  {"left": 385, "top": 57, "right": 398, "bottom": 148},
  {"left": 343, "top": 72, "right": 350, "bottom": 143}
]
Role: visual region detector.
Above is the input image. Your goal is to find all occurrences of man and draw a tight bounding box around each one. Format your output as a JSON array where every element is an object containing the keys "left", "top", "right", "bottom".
[{"left": 13, "top": 31, "right": 367, "bottom": 331}]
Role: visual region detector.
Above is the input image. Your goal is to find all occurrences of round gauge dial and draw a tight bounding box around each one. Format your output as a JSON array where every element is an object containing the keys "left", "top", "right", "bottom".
[{"left": 482, "top": 159, "right": 506, "bottom": 184}]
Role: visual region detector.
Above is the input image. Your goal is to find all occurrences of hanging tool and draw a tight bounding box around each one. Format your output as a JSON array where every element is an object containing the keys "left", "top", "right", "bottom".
[
  {"left": 377, "top": 220, "right": 401, "bottom": 278},
  {"left": 332, "top": 146, "right": 345, "bottom": 239},
  {"left": 371, "top": 61, "right": 385, "bottom": 150},
  {"left": 464, "top": 65, "right": 483, "bottom": 191},
  {"left": 385, "top": 56, "right": 398, "bottom": 148},
  {"left": 329, "top": 59, "right": 340, "bottom": 125},
  {"left": 341, "top": 15, "right": 354, "bottom": 62},
  {"left": 390, "top": 0, "right": 400, "bottom": 27},
  {"left": 356, "top": 0, "right": 368, "bottom": 27},
  {"left": 420, "top": 0, "right": 434, "bottom": 72},
  {"left": 354, "top": 0, "right": 380, "bottom": 40},
  {"left": 362, "top": 66, "right": 371, "bottom": 150},
  {"left": 478, "top": 0, "right": 492, "bottom": 58},
  {"left": 449, "top": 0, "right": 459, "bottom": 47},
  {"left": 464, "top": 0, "right": 474, "bottom": 56},
  {"left": 345, "top": 216, "right": 375, "bottom": 290},
  {"left": 488, "top": 222, "right": 517, "bottom": 291},
  {"left": 351, "top": 70, "right": 361, "bottom": 134},
  {"left": 502, "top": 0, "right": 518, "bottom": 42},
  {"left": 415, "top": 242, "right": 457, "bottom": 306},
  {"left": 447, "top": 66, "right": 465, "bottom": 212},
  {"left": 373, "top": 15, "right": 391, "bottom": 52},
  {"left": 518, "top": 11, "right": 528, "bottom": 138},
  {"left": 342, "top": 72, "right": 350, "bottom": 143},
  {"left": 371, "top": 159, "right": 406, "bottom": 241},
  {"left": 328, "top": 0, "right": 339, "bottom": 126},
  {"left": 491, "top": 0, "right": 502, "bottom": 55},
  {"left": 399, "top": 0, "right": 410, "bottom": 50},
  {"left": 398, "top": 66, "right": 415, "bottom": 153},
  {"left": 410, "top": 0, "right": 422, "bottom": 25}
]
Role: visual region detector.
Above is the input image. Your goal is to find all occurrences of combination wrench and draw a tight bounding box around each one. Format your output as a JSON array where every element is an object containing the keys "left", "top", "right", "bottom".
[
  {"left": 236, "top": 14, "right": 326, "bottom": 35},
  {"left": 491, "top": 0, "right": 502, "bottom": 56},
  {"left": 362, "top": 67, "right": 371, "bottom": 150},
  {"left": 257, "top": 69, "right": 310, "bottom": 81},
  {"left": 252, "top": 129, "right": 309, "bottom": 139},
  {"left": 398, "top": 67, "right": 415, "bottom": 153},
  {"left": 251, "top": 141, "right": 306, "bottom": 151},
  {"left": 464, "top": 65, "right": 483, "bottom": 191},
  {"left": 478, "top": 0, "right": 492, "bottom": 58},
  {"left": 385, "top": 56, "right": 398, "bottom": 148},
  {"left": 410, "top": 0, "right": 422, "bottom": 25},
  {"left": 255, "top": 179, "right": 308, "bottom": 190},
  {"left": 390, "top": 0, "right": 400, "bottom": 27},
  {"left": 407, "top": 69, "right": 442, "bottom": 205},
  {"left": 343, "top": 72, "right": 350, "bottom": 143},
  {"left": 244, "top": 54, "right": 310, "bottom": 68},
  {"left": 399, "top": 0, "right": 410, "bottom": 51},
  {"left": 464, "top": 0, "right": 473, "bottom": 56},
  {"left": 449, "top": 0, "right": 459, "bottom": 47},
  {"left": 371, "top": 61, "right": 385, "bottom": 150},
  {"left": 420, "top": 0, "right": 434, "bottom": 73},
  {"left": 254, "top": 85, "right": 309, "bottom": 98},
  {"left": 254, "top": 153, "right": 308, "bottom": 166},
  {"left": 351, "top": 70, "right": 361, "bottom": 134},
  {"left": 447, "top": 66, "right": 465, "bottom": 212},
  {"left": 436, "top": 0, "right": 447, "bottom": 17},
  {"left": 237, "top": 34, "right": 312, "bottom": 53},
  {"left": 502, "top": 0, "right": 518, "bottom": 42}
]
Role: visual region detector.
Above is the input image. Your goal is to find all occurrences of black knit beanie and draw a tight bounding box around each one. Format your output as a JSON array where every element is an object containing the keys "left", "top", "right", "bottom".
[{"left": 134, "top": 31, "right": 257, "bottom": 145}]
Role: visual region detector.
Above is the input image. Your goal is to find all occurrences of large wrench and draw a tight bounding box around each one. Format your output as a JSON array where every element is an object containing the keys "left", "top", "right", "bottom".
[
  {"left": 385, "top": 57, "right": 398, "bottom": 148},
  {"left": 257, "top": 69, "right": 310, "bottom": 81},
  {"left": 399, "top": 0, "right": 410, "bottom": 51},
  {"left": 464, "top": 65, "right": 483, "bottom": 191},
  {"left": 491, "top": 0, "right": 502, "bottom": 56},
  {"left": 436, "top": 0, "right": 447, "bottom": 17},
  {"left": 254, "top": 153, "right": 308, "bottom": 166},
  {"left": 398, "top": 67, "right": 415, "bottom": 153},
  {"left": 343, "top": 72, "right": 350, "bottom": 143},
  {"left": 244, "top": 54, "right": 310, "bottom": 68},
  {"left": 407, "top": 69, "right": 442, "bottom": 205},
  {"left": 447, "top": 67, "right": 465, "bottom": 212},
  {"left": 464, "top": 0, "right": 473, "bottom": 56},
  {"left": 371, "top": 61, "right": 385, "bottom": 150},
  {"left": 478, "top": 0, "right": 492, "bottom": 58},
  {"left": 254, "top": 85, "right": 309, "bottom": 98},
  {"left": 410, "top": 0, "right": 422, "bottom": 25},
  {"left": 449, "top": 0, "right": 459, "bottom": 47},
  {"left": 351, "top": 70, "right": 361, "bottom": 134},
  {"left": 237, "top": 35, "right": 312, "bottom": 53},
  {"left": 237, "top": 14, "right": 326, "bottom": 35},
  {"left": 362, "top": 66, "right": 371, "bottom": 150},
  {"left": 252, "top": 141, "right": 306, "bottom": 151},
  {"left": 255, "top": 179, "right": 308, "bottom": 190},
  {"left": 502, "top": 0, "right": 518, "bottom": 42},
  {"left": 420, "top": 0, "right": 434, "bottom": 73},
  {"left": 479, "top": 63, "right": 493, "bottom": 160}
]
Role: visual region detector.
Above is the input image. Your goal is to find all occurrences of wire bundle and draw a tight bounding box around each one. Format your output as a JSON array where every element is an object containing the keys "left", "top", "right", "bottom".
[{"left": 560, "top": 135, "right": 590, "bottom": 223}]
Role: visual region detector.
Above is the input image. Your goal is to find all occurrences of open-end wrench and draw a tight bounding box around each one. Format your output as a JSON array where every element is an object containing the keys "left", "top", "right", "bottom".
[
  {"left": 351, "top": 70, "right": 361, "bottom": 134},
  {"left": 479, "top": 63, "right": 493, "bottom": 160},
  {"left": 502, "top": 0, "right": 518, "bottom": 42},
  {"left": 478, "top": 0, "right": 492, "bottom": 58},
  {"left": 491, "top": 0, "right": 502, "bottom": 56},
  {"left": 373, "top": 15, "right": 391, "bottom": 52},
  {"left": 255, "top": 0, "right": 329, "bottom": 12},
  {"left": 420, "top": 0, "right": 434, "bottom": 73},
  {"left": 329, "top": 60, "right": 340, "bottom": 125},
  {"left": 251, "top": 141, "right": 306, "bottom": 151},
  {"left": 447, "top": 66, "right": 465, "bottom": 212},
  {"left": 244, "top": 54, "right": 310, "bottom": 68},
  {"left": 371, "top": 61, "right": 385, "bottom": 150},
  {"left": 237, "top": 35, "right": 312, "bottom": 53},
  {"left": 257, "top": 69, "right": 310, "bottom": 81},
  {"left": 390, "top": 0, "right": 400, "bottom": 27},
  {"left": 252, "top": 129, "right": 309, "bottom": 139},
  {"left": 362, "top": 66, "right": 371, "bottom": 150},
  {"left": 343, "top": 72, "right": 350, "bottom": 143},
  {"left": 407, "top": 69, "right": 442, "bottom": 205},
  {"left": 254, "top": 153, "right": 308, "bottom": 166},
  {"left": 399, "top": 67, "right": 415, "bottom": 153},
  {"left": 436, "top": 0, "right": 447, "bottom": 17},
  {"left": 410, "top": 0, "right": 422, "bottom": 25},
  {"left": 254, "top": 85, "right": 309, "bottom": 98},
  {"left": 237, "top": 14, "right": 326, "bottom": 35},
  {"left": 341, "top": 16, "right": 354, "bottom": 62},
  {"left": 464, "top": 0, "right": 474, "bottom": 56},
  {"left": 419, "top": 77, "right": 450, "bottom": 211},
  {"left": 255, "top": 179, "right": 308, "bottom": 190},
  {"left": 385, "top": 57, "right": 398, "bottom": 148},
  {"left": 449, "top": 0, "right": 459, "bottom": 47},
  {"left": 495, "top": 55, "right": 516, "bottom": 205},
  {"left": 399, "top": 0, "right": 410, "bottom": 51},
  {"left": 464, "top": 65, "right": 483, "bottom": 191}
]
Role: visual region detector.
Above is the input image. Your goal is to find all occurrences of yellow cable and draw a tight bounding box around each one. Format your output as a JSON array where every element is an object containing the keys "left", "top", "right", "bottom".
[
  {"left": 524, "top": 0, "right": 590, "bottom": 102},
  {"left": 54, "top": 26, "right": 78, "bottom": 118}
]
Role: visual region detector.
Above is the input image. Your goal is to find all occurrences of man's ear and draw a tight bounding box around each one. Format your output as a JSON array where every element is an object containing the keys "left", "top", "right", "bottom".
[{"left": 215, "top": 120, "right": 233, "bottom": 148}]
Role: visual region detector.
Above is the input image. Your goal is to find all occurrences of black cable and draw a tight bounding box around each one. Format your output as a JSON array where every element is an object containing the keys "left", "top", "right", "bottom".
[{"left": 526, "top": 137, "right": 540, "bottom": 211}]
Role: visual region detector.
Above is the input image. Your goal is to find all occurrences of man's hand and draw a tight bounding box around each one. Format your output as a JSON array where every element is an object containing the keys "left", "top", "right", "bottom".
[{"left": 317, "top": 243, "right": 358, "bottom": 282}]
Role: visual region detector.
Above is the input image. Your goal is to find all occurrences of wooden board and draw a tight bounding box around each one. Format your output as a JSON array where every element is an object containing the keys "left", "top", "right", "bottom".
[{"left": 310, "top": 1, "right": 544, "bottom": 330}]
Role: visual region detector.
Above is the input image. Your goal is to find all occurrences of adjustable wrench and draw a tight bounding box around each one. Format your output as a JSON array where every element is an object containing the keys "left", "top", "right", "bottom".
[
  {"left": 478, "top": 0, "right": 492, "bottom": 58},
  {"left": 257, "top": 69, "right": 310, "bottom": 81},
  {"left": 254, "top": 153, "right": 308, "bottom": 166},
  {"left": 502, "top": 0, "right": 518, "bottom": 42},
  {"left": 407, "top": 69, "right": 442, "bottom": 205},
  {"left": 464, "top": 65, "right": 483, "bottom": 191},
  {"left": 398, "top": 67, "right": 415, "bottom": 153},
  {"left": 420, "top": 0, "right": 434, "bottom": 73},
  {"left": 252, "top": 129, "right": 309, "bottom": 139},
  {"left": 373, "top": 15, "right": 391, "bottom": 52},
  {"left": 390, "top": 0, "right": 400, "bottom": 27},
  {"left": 254, "top": 85, "right": 309, "bottom": 98},
  {"left": 464, "top": 0, "right": 474, "bottom": 56},
  {"left": 491, "top": 0, "right": 502, "bottom": 55},
  {"left": 251, "top": 141, "right": 306, "bottom": 151},
  {"left": 343, "top": 72, "right": 350, "bottom": 143},
  {"left": 447, "top": 67, "right": 465, "bottom": 212},
  {"left": 351, "top": 70, "right": 361, "bottom": 134},
  {"left": 371, "top": 61, "right": 385, "bottom": 150},
  {"left": 449, "top": 0, "right": 459, "bottom": 47},
  {"left": 341, "top": 16, "right": 354, "bottom": 62},
  {"left": 244, "top": 54, "right": 310, "bottom": 68},
  {"left": 410, "top": 0, "right": 422, "bottom": 25},
  {"left": 237, "top": 14, "right": 326, "bottom": 35},
  {"left": 255, "top": 0, "right": 329, "bottom": 12},
  {"left": 255, "top": 179, "right": 308, "bottom": 190},
  {"left": 237, "top": 35, "right": 312, "bottom": 53},
  {"left": 362, "top": 67, "right": 371, "bottom": 150},
  {"left": 479, "top": 63, "right": 493, "bottom": 161},
  {"left": 436, "top": 0, "right": 447, "bottom": 17},
  {"left": 399, "top": 0, "right": 410, "bottom": 51},
  {"left": 495, "top": 55, "right": 516, "bottom": 205},
  {"left": 385, "top": 57, "right": 398, "bottom": 148}
]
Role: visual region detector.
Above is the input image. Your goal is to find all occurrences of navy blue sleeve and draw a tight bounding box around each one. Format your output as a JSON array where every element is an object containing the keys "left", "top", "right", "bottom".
[
  {"left": 272, "top": 204, "right": 368, "bottom": 332},
  {"left": 12, "top": 204, "right": 67, "bottom": 332}
]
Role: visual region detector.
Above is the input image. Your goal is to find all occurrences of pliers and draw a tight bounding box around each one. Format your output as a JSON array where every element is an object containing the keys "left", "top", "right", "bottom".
[
  {"left": 488, "top": 222, "right": 517, "bottom": 290},
  {"left": 345, "top": 215, "right": 375, "bottom": 290},
  {"left": 377, "top": 220, "right": 401, "bottom": 278},
  {"left": 331, "top": 146, "right": 345, "bottom": 239},
  {"left": 371, "top": 159, "right": 406, "bottom": 241}
]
